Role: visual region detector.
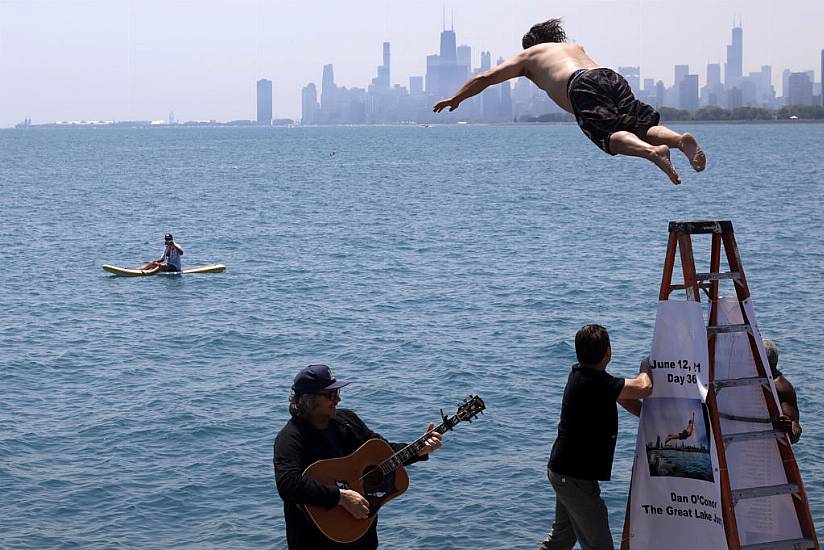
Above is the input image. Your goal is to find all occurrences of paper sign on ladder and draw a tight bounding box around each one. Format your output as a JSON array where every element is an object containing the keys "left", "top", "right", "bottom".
[{"left": 623, "top": 300, "right": 728, "bottom": 550}]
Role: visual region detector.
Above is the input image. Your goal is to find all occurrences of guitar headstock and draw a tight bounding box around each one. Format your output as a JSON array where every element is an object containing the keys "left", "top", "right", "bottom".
[{"left": 441, "top": 395, "right": 485, "bottom": 430}]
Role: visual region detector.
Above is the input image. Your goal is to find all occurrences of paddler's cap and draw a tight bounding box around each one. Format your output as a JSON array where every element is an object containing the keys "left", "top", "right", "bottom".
[{"left": 292, "top": 364, "right": 351, "bottom": 396}]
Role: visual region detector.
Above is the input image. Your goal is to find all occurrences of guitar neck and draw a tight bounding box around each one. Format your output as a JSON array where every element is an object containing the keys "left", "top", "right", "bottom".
[{"left": 377, "top": 421, "right": 451, "bottom": 476}]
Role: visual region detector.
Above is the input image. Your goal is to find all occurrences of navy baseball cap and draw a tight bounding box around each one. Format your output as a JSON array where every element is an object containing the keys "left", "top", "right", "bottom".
[{"left": 292, "top": 364, "right": 351, "bottom": 396}]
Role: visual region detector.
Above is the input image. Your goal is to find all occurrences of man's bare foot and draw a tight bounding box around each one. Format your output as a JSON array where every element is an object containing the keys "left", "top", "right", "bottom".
[
  {"left": 649, "top": 145, "right": 681, "bottom": 185},
  {"left": 679, "top": 133, "right": 706, "bottom": 172}
]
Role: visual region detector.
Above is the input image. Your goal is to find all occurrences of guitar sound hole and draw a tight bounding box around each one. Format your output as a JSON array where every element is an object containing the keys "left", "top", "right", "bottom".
[{"left": 361, "top": 465, "right": 397, "bottom": 516}]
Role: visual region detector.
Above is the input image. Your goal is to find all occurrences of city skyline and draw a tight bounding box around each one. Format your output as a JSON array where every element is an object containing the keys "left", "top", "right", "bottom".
[
  {"left": 1, "top": 0, "right": 824, "bottom": 127},
  {"left": 291, "top": 21, "right": 821, "bottom": 126}
]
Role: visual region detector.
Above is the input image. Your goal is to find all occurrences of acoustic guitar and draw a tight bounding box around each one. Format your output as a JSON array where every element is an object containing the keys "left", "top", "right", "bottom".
[{"left": 302, "top": 395, "right": 486, "bottom": 543}]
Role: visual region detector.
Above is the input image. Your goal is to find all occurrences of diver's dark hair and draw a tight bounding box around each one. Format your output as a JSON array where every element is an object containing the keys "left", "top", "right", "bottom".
[
  {"left": 522, "top": 18, "right": 567, "bottom": 49},
  {"left": 575, "top": 324, "right": 610, "bottom": 366}
]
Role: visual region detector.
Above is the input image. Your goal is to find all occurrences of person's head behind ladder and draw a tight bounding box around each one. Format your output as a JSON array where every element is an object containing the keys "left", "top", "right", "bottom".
[{"left": 763, "top": 338, "right": 779, "bottom": 372}]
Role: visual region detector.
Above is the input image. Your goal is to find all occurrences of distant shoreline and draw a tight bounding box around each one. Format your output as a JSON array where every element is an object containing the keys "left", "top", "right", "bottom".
[
  {"left": 644, "top": 118, "right": 824, "bottom": 125},
  {"left": 509, "top": 119, "right": 824, "bottom": 125},
  {"left": 6, "top": 119, "right": 824, "bottom": 130}
]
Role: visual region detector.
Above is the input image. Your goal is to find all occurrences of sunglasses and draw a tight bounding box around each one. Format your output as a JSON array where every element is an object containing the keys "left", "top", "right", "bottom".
[{"left": 318, "top": 389, "right": 340, "bottom": 400}]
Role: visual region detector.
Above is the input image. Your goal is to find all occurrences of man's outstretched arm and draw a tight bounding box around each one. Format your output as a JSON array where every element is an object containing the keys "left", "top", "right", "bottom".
[{"left": 433, "top": 52, "right": 528, "bottom": 112}]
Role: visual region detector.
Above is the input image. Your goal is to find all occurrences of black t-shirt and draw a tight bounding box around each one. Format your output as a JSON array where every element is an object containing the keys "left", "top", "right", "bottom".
[
  {"left": 549, "top": 364, "right": 626, "bottom": 481},
  {"left": 273, "top": 409, "right": 424, "bottom": 550}
]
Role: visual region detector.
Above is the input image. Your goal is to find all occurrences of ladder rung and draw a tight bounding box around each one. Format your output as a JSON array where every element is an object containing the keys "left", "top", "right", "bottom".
[
  {"left": 707, "top": 323, "right": 751, "bottom": 335},
  {"left": 741, "top": 537, "right": 816, "bottom": 550},
  {"left": 697, "top": 271, "right": 741, "bottom": 282},
  {"left": 714, "top": 376, "right": 769, "bottom": 389},
  {"left": 732, "top": 483, "right": 799, "bottom": 503},
  {"left": 719, "top": 412, "right": 775, "bottom": 423},
  {"left": 669, "top": 220, "right": 733, "bottom": 234},
  {"left": 723, "top": 430, "right": 785, "bottom": 445},
  {"left": 670, "top": 283, "right": 712, "bottom": 291}
]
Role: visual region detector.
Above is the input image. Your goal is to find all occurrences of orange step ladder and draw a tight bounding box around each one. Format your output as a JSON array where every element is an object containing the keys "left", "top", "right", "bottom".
[{"left": 657, "top": 220, "right": 818, "bottom": 550}]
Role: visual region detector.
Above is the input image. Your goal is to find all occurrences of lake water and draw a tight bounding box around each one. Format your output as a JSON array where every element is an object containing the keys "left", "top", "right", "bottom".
[{"left": 1, "top": 123, "right": 822, "bottom": 548}]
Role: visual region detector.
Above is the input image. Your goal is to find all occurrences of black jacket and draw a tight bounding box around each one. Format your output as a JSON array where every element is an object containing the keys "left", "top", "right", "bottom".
[{"left": 273, "top": 409, "right": 426, "bottom": 549}]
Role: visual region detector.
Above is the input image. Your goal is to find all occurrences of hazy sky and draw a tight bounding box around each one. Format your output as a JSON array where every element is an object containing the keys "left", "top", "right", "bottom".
[{"left": 1, "top": 0, "right": 822, "bottom": 126}]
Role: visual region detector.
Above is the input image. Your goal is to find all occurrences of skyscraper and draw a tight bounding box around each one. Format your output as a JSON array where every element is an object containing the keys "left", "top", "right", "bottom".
[
  {"left": 618, "top": 66, "right": 641, "bottom": 95},
  {"left": 701, "top": 63, "right": 723, "bottom": 107},
  {"left": 383, "top": 42, "right": 390, "bottom": 85},
  {"left": 728, "top": 86, "right": 743, "bottom": 110},
  {"left": 256, "top": 79, "right": 272, "bottom": 125},
  {"left": 674, "top": 65, "right": 689, "bottom": 86},
  {"left": 725, "top": 22, "right": 743, "bottom": 86},
  {"left": 782, "top": 69, "right": 792, "bottom": 99},
  {"left": 409, "top": 76, "right": 423, "bottom": 96},
  {"left": 373, "top": 42, "right": 391, "bottom": 89},
  {"left": 440, "top": 28, "right": 456, "bottom": 63},
  {"left": 707, "top": 63, "right": 721, "bottom": 86},
  {"left": 787, "top": 72, "right": 814, "bottom": 106},
  {"left": 780, "top": 69, "right": 813, "bottom": 104},
  {"left": 425, "top": 54, "right": 440, "bottom": 95},
  {"left": 673, "top": 65, "right": 689, "bottom": 108},
  {"left": 321, "top": 64, "right": 336, "bottom": 108},
  {"left": 745, "top": 65, "right": 774, "bottom": 106},
  {"left": 301, "top": 83, "right": 318, "bottom": 125},
  {"left": 457, "top": 45, "right": 471, "bottom": 70},
  {"left": 679, "top": 74, "right": 699, "bottom": 111},
  {"left": 480, "top": 51, "right": 491, "bottom": 72},
  {"left": 426, "top": 25, "right": 468, "bottom": 100},
  {"left": 478, "top": 51, "right": 496, "bottom": 119},
  {"left": 655, "top": 80, "right": 665, "bottom": 109},
  {"left": 370, "top": 43, "right": 391, "bottom": 91}
]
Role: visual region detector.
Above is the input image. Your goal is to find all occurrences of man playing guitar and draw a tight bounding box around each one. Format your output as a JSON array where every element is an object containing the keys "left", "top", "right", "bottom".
[{"left": 273, "top": 364, "right": 443, "bottom": 549}]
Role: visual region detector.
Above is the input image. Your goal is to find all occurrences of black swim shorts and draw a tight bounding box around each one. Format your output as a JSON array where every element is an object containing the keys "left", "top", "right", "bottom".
[{"left": 567, "top": 68, "right": 660, "bottom": 155}]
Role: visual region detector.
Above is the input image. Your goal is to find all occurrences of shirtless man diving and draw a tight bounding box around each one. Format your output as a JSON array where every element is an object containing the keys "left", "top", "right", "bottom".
[
  {"left": 664, "top": 412, "right": 695, "bottom": 445},
  {"left": 433, "top": 18, "right": 706, "bottom": 185}
]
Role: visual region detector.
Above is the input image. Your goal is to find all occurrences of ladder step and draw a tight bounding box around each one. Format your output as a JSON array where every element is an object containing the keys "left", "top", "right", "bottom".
[
  {"left": 670, "top": 283, "right": 710, "bottom": 291},
  {"left": 723, "top": 429, "right": 785, "bottom": 445},
  {"left": 741, "top": 537, "right": 816, "bottom": 550},
  {"left": 669, "top": 220, "right": 733, "bottom": 234},
  {"left": 697, "top": 271, "right": 741, "bottom": 282},
  {"left": 714, "top": 376, "right": 769, "bottom": 390},
  {"left": 707, "top": 323, "right": 751, "bottom": 335},
  {"left": 732, "top": 483, "right": 799, "bottom": 503},
  {"left": 719, "top": 412, "right": 775, "bottom": 424},
  {"left": 670, "top": 283, "right": 712, "bottom": 292}
]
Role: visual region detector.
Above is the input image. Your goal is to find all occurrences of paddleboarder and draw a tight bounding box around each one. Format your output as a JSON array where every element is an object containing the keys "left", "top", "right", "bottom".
[{"left": 139, "top": 233, "right": 183, "bottom": 273}]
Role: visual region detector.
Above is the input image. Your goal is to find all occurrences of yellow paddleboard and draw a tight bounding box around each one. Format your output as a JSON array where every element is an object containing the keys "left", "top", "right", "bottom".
[{"left": 102, "top": 264, "right": 226, "bottom": 276}]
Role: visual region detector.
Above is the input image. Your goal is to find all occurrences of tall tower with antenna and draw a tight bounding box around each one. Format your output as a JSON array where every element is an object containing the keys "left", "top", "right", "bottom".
[
  {"left": 439, "top": 13, "right": 457, "bottom": 63},
  {"left": 725, "top": 17, "right": 743, "bottom": 87},
  {"left": 427, "top": 6, "right": 468, "bottom": 103}
]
